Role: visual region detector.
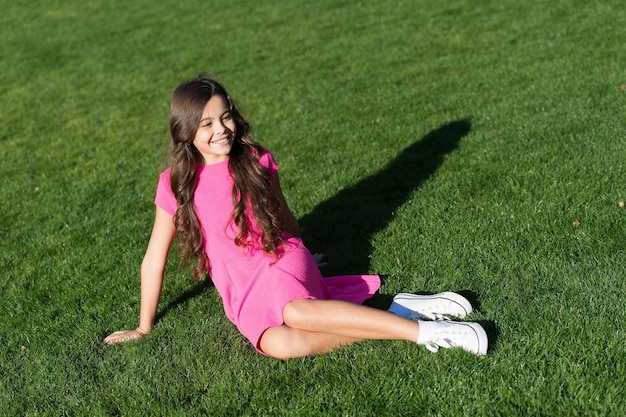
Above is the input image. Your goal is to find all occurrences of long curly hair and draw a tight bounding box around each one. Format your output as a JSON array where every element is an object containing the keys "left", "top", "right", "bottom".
[{"left": 168, "top": 75, "right": 283, "bottom": 280}]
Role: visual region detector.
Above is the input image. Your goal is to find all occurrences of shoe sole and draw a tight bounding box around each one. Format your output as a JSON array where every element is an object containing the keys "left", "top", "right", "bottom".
[{"left": 392, "top": 292, "right": 473, "bottom": 318}]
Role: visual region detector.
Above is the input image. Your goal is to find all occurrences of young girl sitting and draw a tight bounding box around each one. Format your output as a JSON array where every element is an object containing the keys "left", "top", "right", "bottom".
[{"left": 103, "top": 75, "right": 488, "bottom": 358}]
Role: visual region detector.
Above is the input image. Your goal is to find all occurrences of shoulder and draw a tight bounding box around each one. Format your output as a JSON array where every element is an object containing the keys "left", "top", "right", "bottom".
[
  {"left": 154, "top": 167, "right": 177, "bottom": 215},
  {"left": 157, "top": 167, "right": 172, "bottom": 186},
  {"left": 156, "top": 166, "right": 172, "bottom": 178},
  {"left": 156, "top": 167, "right": 173, "bottom": 190}
]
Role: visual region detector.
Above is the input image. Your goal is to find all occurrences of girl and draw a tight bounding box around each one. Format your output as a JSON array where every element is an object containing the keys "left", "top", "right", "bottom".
[{"left": 103, "top": 75, "right": 488, "bottom": 358}]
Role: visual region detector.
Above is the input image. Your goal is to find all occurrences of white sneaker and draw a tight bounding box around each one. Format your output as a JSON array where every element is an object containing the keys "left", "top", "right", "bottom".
[
  {"left": 388, "top": 292, "right": 473, "bottom": 321},
  {"left": 424, "top": 321, "right": 488, "bottom": 355}
]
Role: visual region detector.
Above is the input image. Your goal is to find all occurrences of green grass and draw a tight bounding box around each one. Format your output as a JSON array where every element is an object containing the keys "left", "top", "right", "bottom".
[{"left": 2, "top": 0, "right": 626, "bottom": 415}]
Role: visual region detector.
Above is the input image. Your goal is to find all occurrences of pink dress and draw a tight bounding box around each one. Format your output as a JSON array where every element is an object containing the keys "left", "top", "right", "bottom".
[{"left": 155, "top": 151, "right": 380, "bottom": 353}]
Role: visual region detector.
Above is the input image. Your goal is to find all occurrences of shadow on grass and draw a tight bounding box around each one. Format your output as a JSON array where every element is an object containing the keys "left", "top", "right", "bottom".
[
  {"left": 299, "top": 118, "right": 472, "bottom": 275},
  {"left": 299, "top": 118, "right": 505, "bottom": 345},
  {"left": 154, "top": 277, "right": 214, "bottom": 325}
]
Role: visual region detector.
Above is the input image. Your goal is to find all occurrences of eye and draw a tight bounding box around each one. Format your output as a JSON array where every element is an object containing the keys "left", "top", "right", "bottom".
[
  {"left": 222, "top": 113, "right": 232, "bottom": 121},
  {"left": 202, "top": 121, "right": 212, "bottom": 127}
]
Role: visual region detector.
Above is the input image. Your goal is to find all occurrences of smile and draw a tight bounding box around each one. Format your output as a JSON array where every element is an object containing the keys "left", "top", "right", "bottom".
[{"left": 211, "top": 137, "right": 232, "bottom": 146}]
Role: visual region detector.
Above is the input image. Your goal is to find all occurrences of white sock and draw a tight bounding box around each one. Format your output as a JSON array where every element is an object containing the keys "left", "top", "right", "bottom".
[{"left": 416, "top": 320, "right": 439, "bottom": 344}]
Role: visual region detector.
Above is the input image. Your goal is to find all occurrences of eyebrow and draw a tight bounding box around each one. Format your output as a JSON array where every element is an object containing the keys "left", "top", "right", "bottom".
[{"left": 199, "top": 109, "right": 231, "bottom": 123}]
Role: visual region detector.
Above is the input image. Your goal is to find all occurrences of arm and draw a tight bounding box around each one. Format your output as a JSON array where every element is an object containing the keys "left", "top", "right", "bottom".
[
  {"left": 103, "top": 206, "right": 176, "bottom": 344},
  {"left": 269, "top": 173, "right": 301, "bottom": 238}
]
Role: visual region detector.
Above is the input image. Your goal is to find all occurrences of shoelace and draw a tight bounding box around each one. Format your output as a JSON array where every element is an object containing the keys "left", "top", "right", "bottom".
[
  {"left": 424, "top": 324, "right": 479, "bottom": 354},
  {"left": 408, "top": 311, "right": 453, "bottom": 321},
  {"left": 424, "top": 337, "right": 454, "bottom": 353}
]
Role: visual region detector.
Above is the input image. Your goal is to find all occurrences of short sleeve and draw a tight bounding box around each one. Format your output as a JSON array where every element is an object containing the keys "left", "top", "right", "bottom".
[
  {"left": 154, "top": 168, "right": 177, "bottom": 216},
  {"left": 259, "top": 149, "right": 279, "bottom": 178}
]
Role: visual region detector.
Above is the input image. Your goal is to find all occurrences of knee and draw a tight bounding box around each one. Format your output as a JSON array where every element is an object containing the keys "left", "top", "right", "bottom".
[
  {"left": 259, "top": 326, "right": 308, "bottom": 360},
  {"left": 263, "top": 342, "right": 299, "bottom": 360},
  {"left": 282, "top": 298, "right": 315, "bottom": 328}
]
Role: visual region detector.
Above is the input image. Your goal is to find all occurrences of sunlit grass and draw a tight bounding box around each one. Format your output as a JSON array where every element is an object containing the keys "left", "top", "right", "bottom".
[{"left": 1, "top": 0, "right": 625, "bottom": 415}]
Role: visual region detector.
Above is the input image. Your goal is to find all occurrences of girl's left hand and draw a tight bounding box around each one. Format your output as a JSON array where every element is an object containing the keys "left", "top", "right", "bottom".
[{"left": 312, "top": 253, "right": 328, "bottom": 268}]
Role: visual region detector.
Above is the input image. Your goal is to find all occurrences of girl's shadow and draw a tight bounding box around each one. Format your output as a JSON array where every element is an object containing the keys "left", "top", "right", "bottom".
[
  {"left": 299, "top": 119, "right": 472, "bottom": 275},
  {"left": 297, "top": 121, "right": 501, "bottom": 351}
]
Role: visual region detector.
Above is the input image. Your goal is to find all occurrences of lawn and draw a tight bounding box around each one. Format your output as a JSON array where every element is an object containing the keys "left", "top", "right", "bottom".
[{"left": 1, "top": 0, "right": 625, "bottom": 415}]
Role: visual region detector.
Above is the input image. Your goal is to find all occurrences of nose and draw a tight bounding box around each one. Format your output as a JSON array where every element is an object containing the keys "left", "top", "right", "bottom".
[{"left": 216, "top": 120, "right": 231, "bottom": 135}]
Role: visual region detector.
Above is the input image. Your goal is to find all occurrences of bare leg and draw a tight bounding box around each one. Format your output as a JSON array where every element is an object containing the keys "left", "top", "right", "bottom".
[
  {"left": 259, "top": 298, "right": 421, "bottom": 359},
  {"left": 284, "top": 299, "right": 420, "bottom": 340},
  {"left": 260, "top": 325, "right": 361, "bottom": 359}
]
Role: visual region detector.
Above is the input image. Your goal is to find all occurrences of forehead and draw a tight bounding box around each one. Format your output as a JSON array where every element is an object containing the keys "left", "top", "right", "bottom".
[{"left": 201, "top": 95, "right": 229, "bottom": 119}]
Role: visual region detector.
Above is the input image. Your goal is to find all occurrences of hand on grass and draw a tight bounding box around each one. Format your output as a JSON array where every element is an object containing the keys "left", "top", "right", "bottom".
[
  {"left": 103, "top": 328, "right": 148, "bottom": 345},
  {"left": 312, "top": 252, "right": 328, "bottom": 268}
]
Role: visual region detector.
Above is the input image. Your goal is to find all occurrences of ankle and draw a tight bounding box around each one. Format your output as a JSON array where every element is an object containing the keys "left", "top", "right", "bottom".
[{"left": 416, "top": 320, "right": 439, "bottom": 344}]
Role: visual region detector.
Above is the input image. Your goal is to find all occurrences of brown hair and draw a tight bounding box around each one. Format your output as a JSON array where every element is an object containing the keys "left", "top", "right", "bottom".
[{"left": 168, "top": 75, "right": 282, "bottom": 280}]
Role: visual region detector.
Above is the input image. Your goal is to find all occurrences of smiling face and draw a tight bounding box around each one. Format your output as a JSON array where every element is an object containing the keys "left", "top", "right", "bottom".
[{"left": 192, "top": 94, "right": 237, "bottom": 165}]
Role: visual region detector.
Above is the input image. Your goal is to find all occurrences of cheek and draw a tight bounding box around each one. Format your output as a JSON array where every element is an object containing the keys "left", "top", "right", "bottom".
[{"left": 194, "top": 129, "right": 212, "bottom": 144}]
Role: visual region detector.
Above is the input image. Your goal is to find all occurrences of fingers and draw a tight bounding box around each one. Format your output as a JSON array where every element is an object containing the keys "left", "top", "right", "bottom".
[
  {"left": 312, "top": 253, "right": 328, "bottom": 268},
  {"left": 312, "top": 253, "right": 324, "bottom": 261},
  {"left": 102, "top": 332, "right": 124, "bottom": 345},
  {"left": 103, "top": 330, "right": 142, "bottom": 345}
]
